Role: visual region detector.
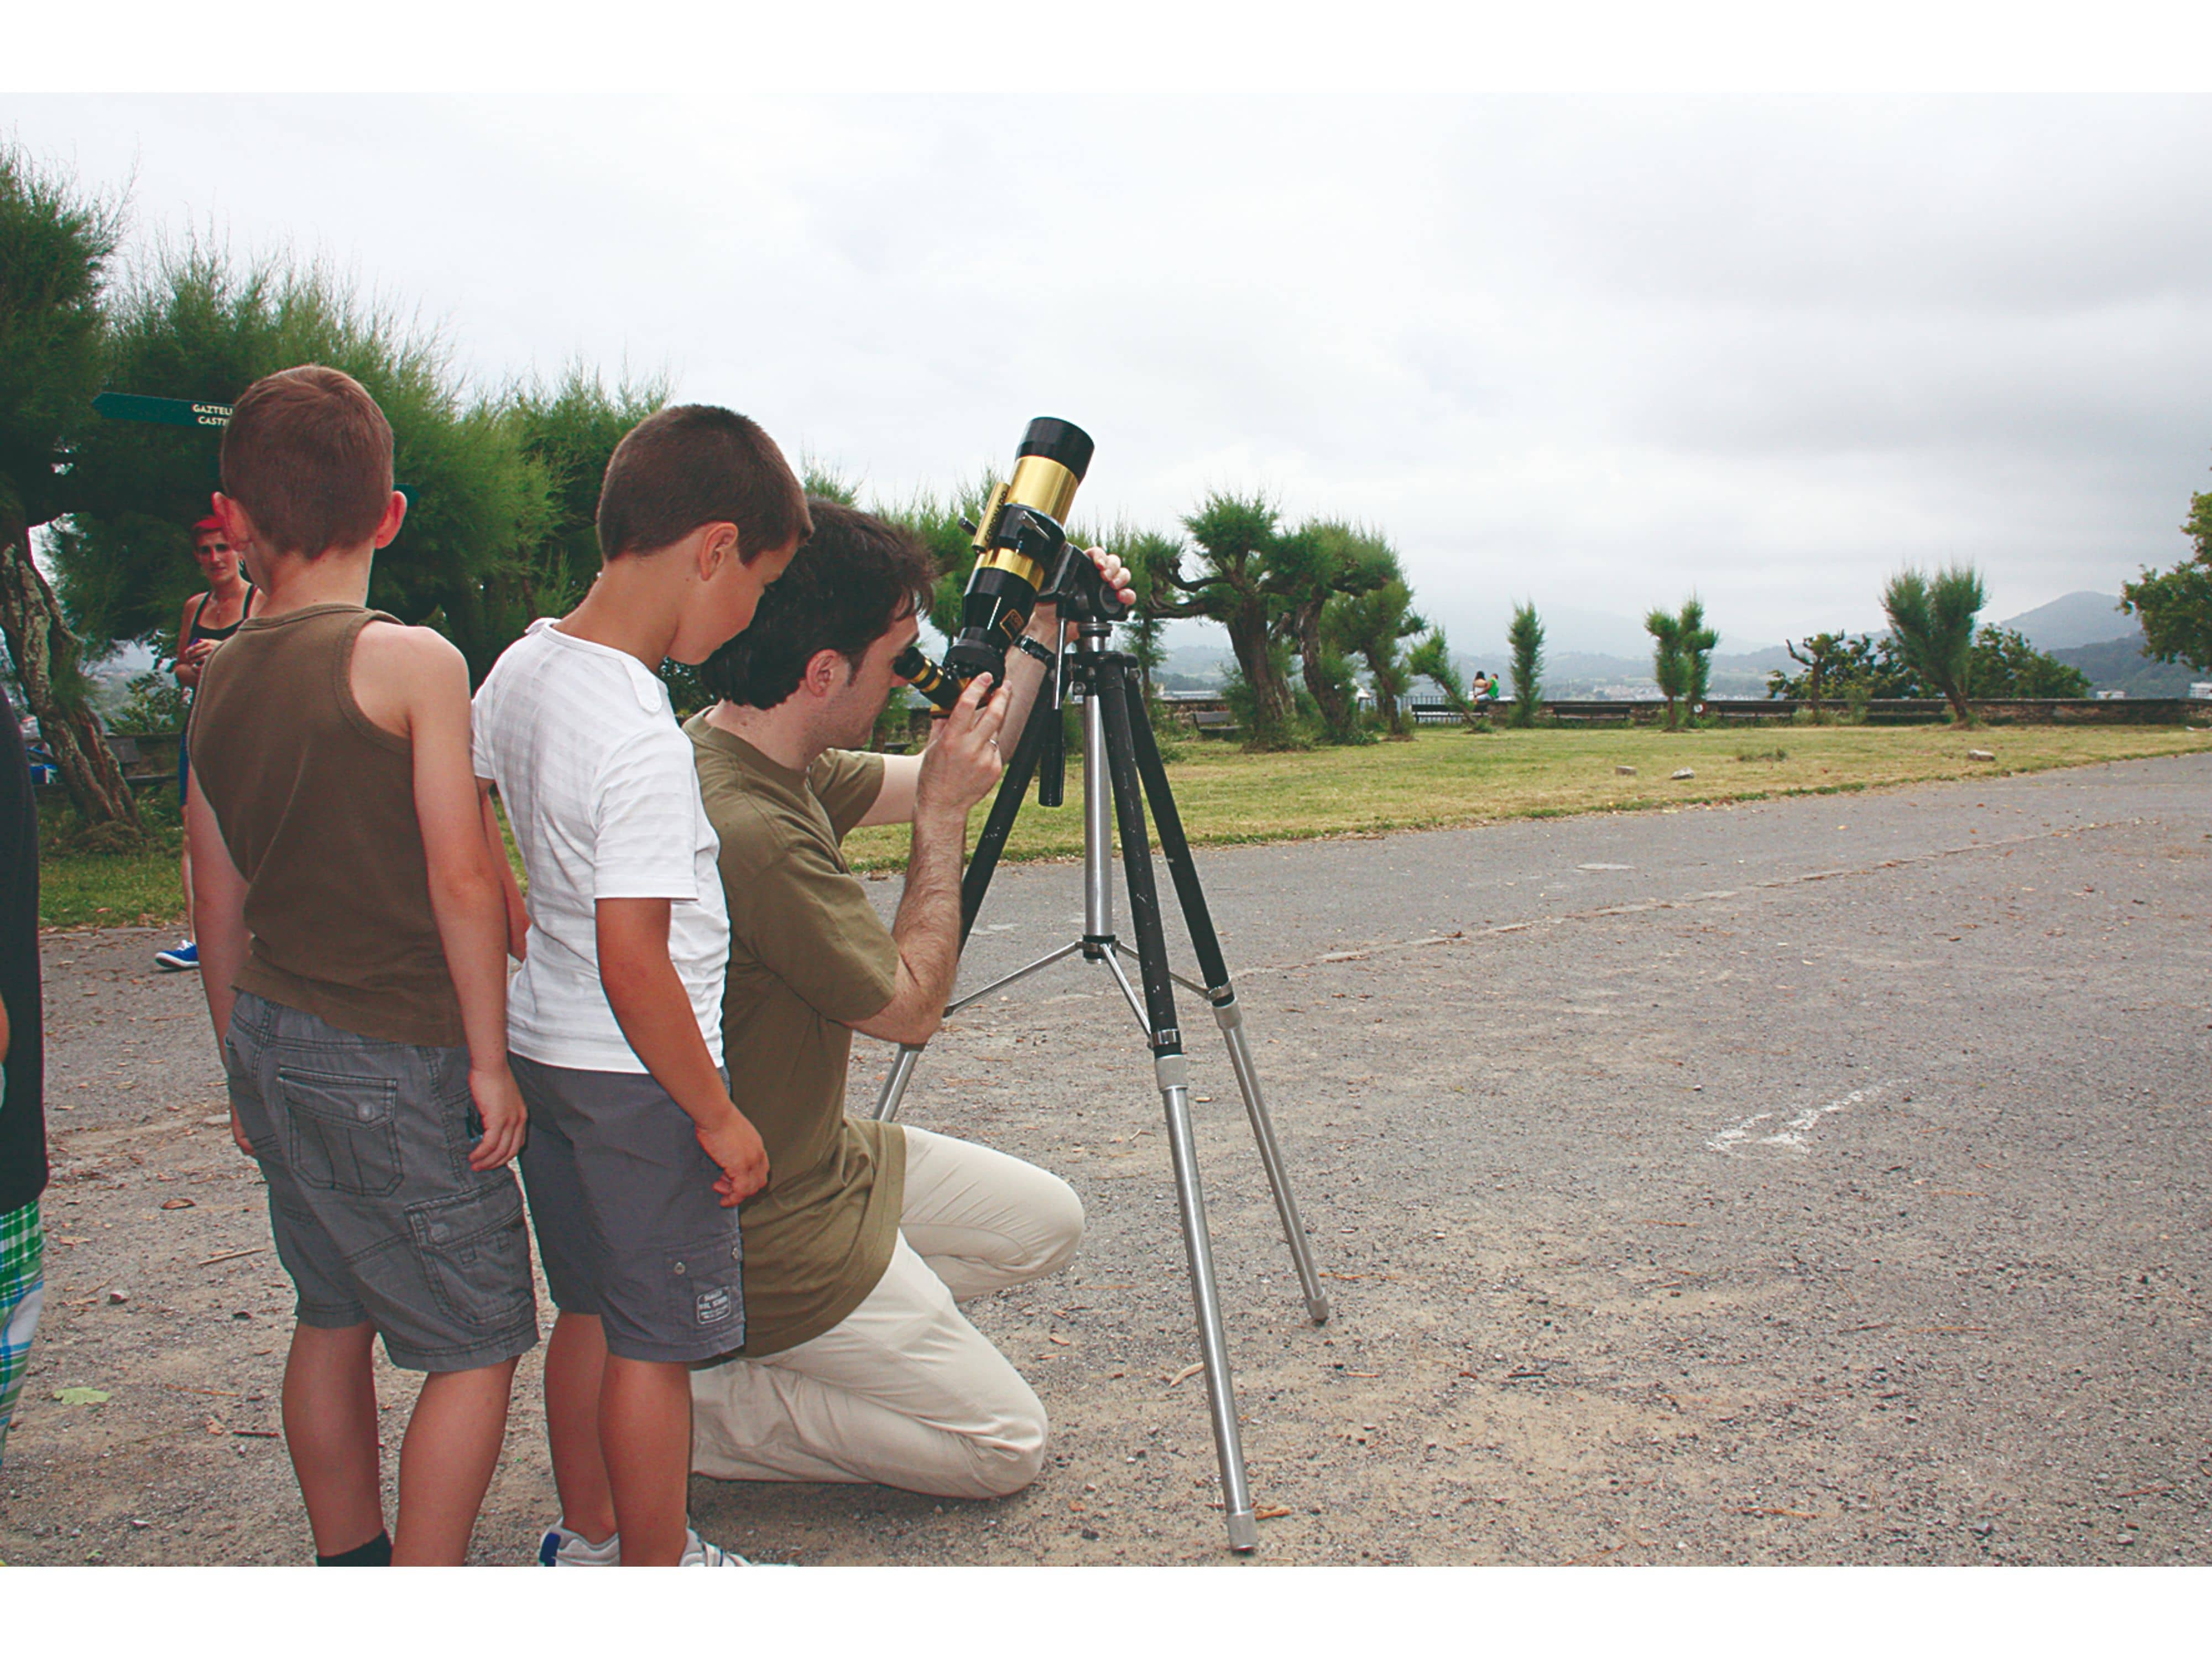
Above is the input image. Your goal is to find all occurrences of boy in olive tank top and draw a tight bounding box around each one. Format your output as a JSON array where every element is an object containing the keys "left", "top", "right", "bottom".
[{"left": 187, "top": 366, "right": 535, "bottom": 1566}]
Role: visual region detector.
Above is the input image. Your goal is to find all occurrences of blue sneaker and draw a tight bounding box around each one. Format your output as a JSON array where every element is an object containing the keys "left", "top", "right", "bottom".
[{"left": 154, "top": 940, "right": 199, "bottom": 972}]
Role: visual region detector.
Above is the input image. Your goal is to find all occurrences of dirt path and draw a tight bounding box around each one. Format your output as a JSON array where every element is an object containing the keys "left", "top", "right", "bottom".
[{"left": 6, "top": 754, "right": 2209, "bottom": 1564}]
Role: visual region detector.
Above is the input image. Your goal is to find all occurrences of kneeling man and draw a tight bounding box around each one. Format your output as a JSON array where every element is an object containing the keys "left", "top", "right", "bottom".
[{"left": 685, "top": 500, "right": 1131, "bottom": 1500}]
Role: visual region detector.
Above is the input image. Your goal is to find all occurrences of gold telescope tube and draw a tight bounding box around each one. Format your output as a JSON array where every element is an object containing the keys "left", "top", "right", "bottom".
[{"left": 943, "top": 418, "right": 1095, "bottom": 686}]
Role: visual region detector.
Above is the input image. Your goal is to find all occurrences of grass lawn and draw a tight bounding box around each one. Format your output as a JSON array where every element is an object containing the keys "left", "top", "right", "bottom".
[
  {"left": 839, "top": 719, "right": 2212, "bottom": 872},
  {"left": 36, "top": 791, "right": 188, "bottom": 932},
  {"left": 36, "top": 721, "right": 2212, "bottom": 927}
]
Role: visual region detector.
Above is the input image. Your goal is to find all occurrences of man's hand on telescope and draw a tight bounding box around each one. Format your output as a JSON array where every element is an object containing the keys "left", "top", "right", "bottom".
[
  {"left": 915, "top": 669, "right": 1009, "bottom": 822},
  {"left": 1025, "top": 546, "right": 1136, "bottom": 645}
]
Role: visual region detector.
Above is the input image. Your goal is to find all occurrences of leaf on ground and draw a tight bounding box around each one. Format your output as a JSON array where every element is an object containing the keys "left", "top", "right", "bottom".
[
  {"left": 53, "top": 1387, "right": 111, "bottom": 1405},
  {"left": 159, "top": 1197, "right": 195, "bottom": 1211}
]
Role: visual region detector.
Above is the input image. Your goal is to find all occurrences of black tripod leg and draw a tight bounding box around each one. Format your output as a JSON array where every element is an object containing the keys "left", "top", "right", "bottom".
[
  {"left": 1095, "top": 659, "right": 1260, "bottom": 1553},
  {"left": 875, "top": 688, "right": 1055, "bottom": 1124},
  {"left": 1122, "top": 676, "right": 1331, "bottom": 1324},
  {"left": 959, "top": 677, "right": 1057, "bottom": 946}
]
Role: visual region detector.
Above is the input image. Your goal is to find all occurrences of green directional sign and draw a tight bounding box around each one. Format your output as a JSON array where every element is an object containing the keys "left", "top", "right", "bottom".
[
  {"left": 89, "top": 390, "right": 416, "bottom": 507},
  {"left": 93, "top": 391, "right": 233, "bottom": 429}
]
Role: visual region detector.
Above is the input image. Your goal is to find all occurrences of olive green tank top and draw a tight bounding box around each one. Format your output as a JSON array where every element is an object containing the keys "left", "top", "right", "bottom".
[{"left": 189, "top": 604, "right": 464, "bottom": 1047}]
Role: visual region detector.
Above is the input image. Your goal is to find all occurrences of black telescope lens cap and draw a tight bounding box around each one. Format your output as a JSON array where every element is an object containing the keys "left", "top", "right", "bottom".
[{"left": 1016, "top": 418, "right": 1093, "bottom": 481}]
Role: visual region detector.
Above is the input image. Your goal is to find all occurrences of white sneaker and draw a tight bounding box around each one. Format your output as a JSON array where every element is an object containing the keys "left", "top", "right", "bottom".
[
  {"left": 679, "top": 1528, "right": 752, "bottom": 1567},
  {"left": 538, "top": 1523, "right": 620, "bottom": 1566}
]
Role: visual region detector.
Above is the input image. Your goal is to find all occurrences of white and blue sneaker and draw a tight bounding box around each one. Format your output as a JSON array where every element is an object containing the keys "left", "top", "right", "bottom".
[
  {"left": 154, "top": 940, "right": 199, "bottom": 971},
  {"left": 538, "top": 1523, "right": 620, "bottom": 1566},
  {"left": 679, "top": 1528, "right": 752, "bottom": 1567}
]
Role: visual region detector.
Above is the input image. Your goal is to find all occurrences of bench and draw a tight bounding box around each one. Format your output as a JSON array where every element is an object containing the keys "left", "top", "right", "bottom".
[{"left": 1191, "top": 709, "right": 1241, "bottom": 738}]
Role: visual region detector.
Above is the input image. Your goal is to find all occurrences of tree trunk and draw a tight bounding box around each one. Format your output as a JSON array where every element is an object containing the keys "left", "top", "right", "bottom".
[
  {"left": 1364, "top": 647, "right": 1406, "bottom": 735},
  {"left": 1293, "top": 603, "right": 1355, "bottom": 739},
  {"left": 1224, "top": 597, "right": 1295, "bottom": 742},
  {"left": 0, "top": 524, "right": 146, "bottom": 838}
]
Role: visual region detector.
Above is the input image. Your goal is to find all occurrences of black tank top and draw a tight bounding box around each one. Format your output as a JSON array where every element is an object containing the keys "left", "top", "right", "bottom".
[{"left": 187, "top": 583, "right": 256, "bottom": 646}]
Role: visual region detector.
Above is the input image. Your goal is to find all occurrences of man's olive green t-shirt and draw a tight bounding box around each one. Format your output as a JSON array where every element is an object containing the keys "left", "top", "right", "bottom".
[{"left": 686, "top": 717, "right": 903, "bottom": 1357}]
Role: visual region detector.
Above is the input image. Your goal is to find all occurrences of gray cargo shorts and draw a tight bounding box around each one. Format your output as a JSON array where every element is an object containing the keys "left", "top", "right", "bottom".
[
  {"left": 223, "top": 992, "right": 539, "bottom": 1373},
  {"left": 510, "top": 1053, "right": 744, "bottom": 1365}
]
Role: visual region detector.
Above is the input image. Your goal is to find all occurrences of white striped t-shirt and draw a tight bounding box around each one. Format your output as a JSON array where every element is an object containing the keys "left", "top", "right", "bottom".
[{"left": 472, "top": 618, "right": 728, "bottom": 1072}]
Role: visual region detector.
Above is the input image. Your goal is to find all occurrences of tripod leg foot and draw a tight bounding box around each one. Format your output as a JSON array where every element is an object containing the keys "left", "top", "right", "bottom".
[{"left": 1156, "top": 1051, "right": 1262, "bottom": 1553}]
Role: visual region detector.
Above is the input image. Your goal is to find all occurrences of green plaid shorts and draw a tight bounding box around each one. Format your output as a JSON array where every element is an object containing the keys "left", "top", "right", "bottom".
[{"left": 0, "top": 1197, "right": 45, "bottom": 1470}]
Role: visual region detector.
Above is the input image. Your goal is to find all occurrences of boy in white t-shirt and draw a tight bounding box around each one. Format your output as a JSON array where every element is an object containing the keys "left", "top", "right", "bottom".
[{"left": 473, "top": 405, "right": 806, "bottom": 1567}]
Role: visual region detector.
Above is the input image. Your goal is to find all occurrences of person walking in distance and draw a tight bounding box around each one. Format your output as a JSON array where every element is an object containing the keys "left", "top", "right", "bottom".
[{"left": 159, "top": 515, "right": 259, "bottom": 972}]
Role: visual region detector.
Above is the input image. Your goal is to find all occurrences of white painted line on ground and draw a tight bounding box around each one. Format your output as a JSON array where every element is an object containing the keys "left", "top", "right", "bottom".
[{"left": 1706, "top": 1081, "right": 1896, "bottom": 1158}]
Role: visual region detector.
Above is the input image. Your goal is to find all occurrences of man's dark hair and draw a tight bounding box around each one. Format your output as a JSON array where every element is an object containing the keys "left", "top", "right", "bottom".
[
  {"left": 219, "top": 366, "right": 392, "bottom": 557},
  {"left": 698, "top": 499, "right": 937, "bottom": 709},
  {"left": 596, "top": 404, "right": 811, "bottom": 562}
]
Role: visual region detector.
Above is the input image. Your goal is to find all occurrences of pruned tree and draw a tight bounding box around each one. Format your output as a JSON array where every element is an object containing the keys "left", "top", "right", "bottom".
[
  {"left": 1882, "top": 564, "right": 1986, "bottom": 724},
  {"left": 1108, "top": 523, "right": 1186, "bottom": 703},
  {"left": 1406, "top": 627, "right": 1484, "bottom": 730},
  {"left": 1645, "top": 598, "right": 1714, "bottom": 730},
  {"left": 1506, "top": 601, "right": 1545, "bottom": 728},
  {"left": 1324, "top": 562, "right": 1423, "bottom": 737},
  {"left": 1147, "top": 492, "right": 1300, "bottom": 748},
  {"left": 1770, "top": 630, "right": 1849, "bottom": 709},
  {"left": 1266, "top": 519, "right": 1394, "bottom": 743},
  {"left": 0, "top": 142, "right": 145, "bottom": 836},
  {"left": 1768, "top": 632, "right": 1921, "bottom": 702}
]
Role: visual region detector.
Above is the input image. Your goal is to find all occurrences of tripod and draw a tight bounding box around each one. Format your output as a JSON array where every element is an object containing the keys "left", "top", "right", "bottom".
[{"left": 869, "top": 620, "right": 1331, "bottom": 1552}]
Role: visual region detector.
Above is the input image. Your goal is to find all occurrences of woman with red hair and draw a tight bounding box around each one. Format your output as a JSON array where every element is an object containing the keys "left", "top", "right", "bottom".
[{"left": 158, "top": 516, "right": 258, "bottom": 972}]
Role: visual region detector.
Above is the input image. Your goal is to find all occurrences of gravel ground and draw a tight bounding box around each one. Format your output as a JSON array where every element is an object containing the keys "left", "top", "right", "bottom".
[{"left": 4, "top": 752, "right": 2210, "bottom": 1566}]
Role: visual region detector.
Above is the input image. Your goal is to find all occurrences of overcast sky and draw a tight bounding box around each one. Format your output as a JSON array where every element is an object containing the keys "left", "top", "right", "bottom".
[{"left": 11, "top": 92, "right": 2212, "bottom": 656}]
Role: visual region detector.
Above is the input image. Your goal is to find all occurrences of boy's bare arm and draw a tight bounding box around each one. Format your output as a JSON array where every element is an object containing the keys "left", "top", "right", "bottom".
[
  {"left": 355, "top": 622, "right": 527, "bottom": 1171},
  {"left": 597, "top": 897, "right": 768, "bottom": 1205},
  {"left": 185, "top": 772, "right": 254, "bottom": 1155},
  {"left": 478, "top": 782, "right": 529, "bottom": 959}
]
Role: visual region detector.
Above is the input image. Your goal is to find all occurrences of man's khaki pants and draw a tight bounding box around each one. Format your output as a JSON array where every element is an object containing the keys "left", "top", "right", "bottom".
[{"left": 688, "top": 1126, "right": 1083, "bottom": 1500}]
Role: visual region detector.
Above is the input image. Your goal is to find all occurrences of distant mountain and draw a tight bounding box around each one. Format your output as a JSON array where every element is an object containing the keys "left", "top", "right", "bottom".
[
  {"left": 1998, "top": 592, "right": 2133, "bottom": 651},
  {"left": 2046, "top": 637, "right": 2202, "bottom": 698}
]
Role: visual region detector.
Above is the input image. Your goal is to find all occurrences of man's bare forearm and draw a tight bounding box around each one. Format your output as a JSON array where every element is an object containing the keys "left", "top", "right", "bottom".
[{"left": 889, "top": 806, "right": 970, "bottom": 1014}]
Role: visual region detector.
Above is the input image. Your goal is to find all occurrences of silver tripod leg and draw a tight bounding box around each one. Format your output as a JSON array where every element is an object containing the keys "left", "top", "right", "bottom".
[
  {"left": 1155, "top": 1051, "right": 1260, "bottom": 1552},
  {"left": 871, "top": 1042, "right": 925, "bottom": 1124},
  {"left": 1212, "top": 997, "right": 1332, "bottom": 1324}
]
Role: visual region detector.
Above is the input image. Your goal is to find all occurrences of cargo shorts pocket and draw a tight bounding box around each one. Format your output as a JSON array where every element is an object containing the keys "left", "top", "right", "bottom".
[
  {"left": 662, "top": 1233, "right": 744, "bottom": 1344},
  {"left": 278, "top": 1068, "right": 404, "bottom": 1197},
  {"left": 407, "top": 1183, "right": 534, "bottom": 1331}
]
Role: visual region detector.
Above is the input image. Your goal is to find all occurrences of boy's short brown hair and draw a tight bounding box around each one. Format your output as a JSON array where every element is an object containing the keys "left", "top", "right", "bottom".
[
  {"left": 595, "top": 405, "right": 810, "bottom": 564},
  {"left": 220, "top": 366, "right": 394, "bottom": 557}
]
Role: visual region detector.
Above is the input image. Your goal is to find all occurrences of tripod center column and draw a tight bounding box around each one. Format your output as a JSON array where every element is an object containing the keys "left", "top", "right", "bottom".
[{"left": 1078, "top": 634, "right": 1115, "bottom": 949}]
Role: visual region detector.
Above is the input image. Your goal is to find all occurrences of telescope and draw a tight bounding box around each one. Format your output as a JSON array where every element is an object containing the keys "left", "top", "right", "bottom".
[
  {"left": 868, "top": 415, "right": 1330, "bottom": 1553},
  {"left": 894, "top": 417, "right": 1123, "bottom": 710}
]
